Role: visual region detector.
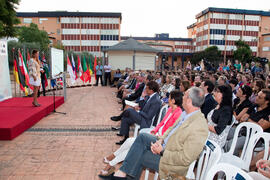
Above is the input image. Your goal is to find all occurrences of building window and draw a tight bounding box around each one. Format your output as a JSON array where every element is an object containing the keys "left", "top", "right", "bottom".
[
  {"left": 262, "top": 47, "right": 270, "bottom": 51},
  {"left": 57, "top": 17, "right": 60, "bottom": 24},
  {"left": 264, "top": 37, "right": 270, "bottom": 41},
  {"left": 39, "top": 18, "right": 48, "bottom": 24},
  {"left": 57, "top": 29, "right": 60, "bottom": 35},
  {"left": 23, "top": 18, "right": 32, "bottom": 24}
]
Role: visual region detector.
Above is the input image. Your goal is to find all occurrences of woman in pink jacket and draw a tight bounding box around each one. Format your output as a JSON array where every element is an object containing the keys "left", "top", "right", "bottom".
[
  {"left": 150, "top": 103, "right": 182, "bottom": 136},
  {"left": 99, "top": 90, "right": 183, "bottom": 177}
]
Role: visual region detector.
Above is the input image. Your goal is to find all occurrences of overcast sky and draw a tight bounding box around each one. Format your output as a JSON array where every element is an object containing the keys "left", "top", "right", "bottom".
[{"left": 17, "top": 0, "right": 270, "bottom": 38}]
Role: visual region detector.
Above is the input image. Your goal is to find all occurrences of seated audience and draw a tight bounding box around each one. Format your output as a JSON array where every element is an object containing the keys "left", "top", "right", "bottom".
[
  {"left": 233, "top": 85, "right": 253, "bottom": 121},
  {"left": 174, "top": 78, "right": 181, "bottom": 90},
  {"left": 160, "top": 75, "right": 175, "bottom": 98},
  {"left": 225, "top": 89, "right": 270, "bottom": 154},
  {"left": 249, "top": 159, "right": 270, "bottom": 180},
  {"left": 217, "top": 75, "right": 228, "bottom": 85},
  {"left": 180, "top": 80, "right": 191, "bottom": 94},
  {"left": 207, "top": 85, "right": 233, "bottom": 148},
  {"left": 106, "top": 61, "right": 270, "bottom": 180},
  {"left": 155, "top": 72, "right": 162, "bottom": 85},
  {"left": 117, "top": 73, "right": 137, "bottom": 99},
  {"left": 121, "top": 74, "right": 153, "bottom": 110},
  {"left": 250, "top": 80, "right": 266, "bottom": 104},
  {"left": 99, "top": 91, "right": 183, "bottom": 177},
  {"left": 200, "top": 80, "right": 217, "bottom": 118},
  {"left": 160, "top": 75, "right": 175, "bottom": 103},
  {"left": 229, "top": 79, "right": 238, "bottom": 95},
  {"left": 112, "top": 81, "right": 162, "bottom": 145},
  {"left": 105, "top": 87, "right": 208, "bottom": 180}
]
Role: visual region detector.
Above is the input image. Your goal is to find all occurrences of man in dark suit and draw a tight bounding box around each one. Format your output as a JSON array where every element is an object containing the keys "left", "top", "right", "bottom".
[
  {"left": 114, "top": 81, "right": 161, "bottom": 145},
  {"left": 200, "top": 80, "right": 217, "bottom": 118},
  {"left": 121, "top": 74, "right": 153, "bottom": 110},
  {"left": 117, "top": 73, "right": 137, "bottom": 99},
  {"left": 110, "top": 75, "right": 153, "bottom": 131}
]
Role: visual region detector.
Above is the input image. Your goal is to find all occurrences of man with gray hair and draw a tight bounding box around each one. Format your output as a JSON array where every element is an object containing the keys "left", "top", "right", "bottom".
[{"left": 101, "top": 87, "right": 209, "bottom": 180}]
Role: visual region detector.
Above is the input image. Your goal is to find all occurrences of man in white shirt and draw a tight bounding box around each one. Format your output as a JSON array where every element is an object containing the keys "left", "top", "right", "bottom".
[
  {"left": 104, "top": 61, "right": 112, "bottom": 86},
  {"left": 155, "top": 72, "right": 162, "bottom": 85}
]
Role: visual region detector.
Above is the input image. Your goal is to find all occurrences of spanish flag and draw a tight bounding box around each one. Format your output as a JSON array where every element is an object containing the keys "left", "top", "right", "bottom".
[
  {"left": 94, "top": 56, "right": 97, "bottom": 80},
  {"left": 13, "top": 55, "right": 28, "bottom": 96},
  {"left": 88, "top": 56, "right": 93, "bottom": 83}
]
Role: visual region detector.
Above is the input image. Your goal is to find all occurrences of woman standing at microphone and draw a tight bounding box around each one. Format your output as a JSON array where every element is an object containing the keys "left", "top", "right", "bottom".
[{"left": 28, "top": 49, "right": 41, "bottom": 107}]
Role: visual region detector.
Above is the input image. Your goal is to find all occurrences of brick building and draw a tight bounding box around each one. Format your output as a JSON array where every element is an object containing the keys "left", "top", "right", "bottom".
[
  {"left": 187, "top": 7, "right": 270, "bottom": 60},
  {"left": 17, "top": 11, "right": 122, "bottom": 57}
]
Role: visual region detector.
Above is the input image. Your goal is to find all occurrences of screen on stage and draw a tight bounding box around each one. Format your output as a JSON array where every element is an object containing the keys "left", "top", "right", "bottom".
[
  {"left": 50, "top": 47, "right": 64, "bottom": 78},
  {"left": 0, "top": 40, "right": 12, "bottom": 102}
]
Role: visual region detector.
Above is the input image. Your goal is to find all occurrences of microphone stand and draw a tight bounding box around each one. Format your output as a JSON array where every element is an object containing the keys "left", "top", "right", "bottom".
[{"left": 51, "top": 72, "right": 66, "bottom": 115}]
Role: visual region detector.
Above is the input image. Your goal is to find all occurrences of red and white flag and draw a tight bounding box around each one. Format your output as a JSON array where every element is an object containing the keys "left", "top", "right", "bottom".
[
  {"left": 18, "top": 49, "right": 30, "bottom": 87},
  {"left": 67, "top": 55, "right": 76, "bottom": 84},
  {"left": 77, "top": 55, "right": 83, "bottom": 82}
]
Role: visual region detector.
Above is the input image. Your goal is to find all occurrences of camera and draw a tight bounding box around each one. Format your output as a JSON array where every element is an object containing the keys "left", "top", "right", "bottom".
[{"left": 258, "top": 57, "right": 269, "bottom": 65}]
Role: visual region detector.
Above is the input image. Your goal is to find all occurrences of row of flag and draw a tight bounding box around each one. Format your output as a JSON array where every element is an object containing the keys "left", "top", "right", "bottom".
[
  {"left": 67, "top": 54, "right": 97, "bottom": 85},
  {"left": 13, "top": 49, "right": 97, "bottom": 96},
  {"left": 13, "top": 49, "right": 49, "bottom": 96}
]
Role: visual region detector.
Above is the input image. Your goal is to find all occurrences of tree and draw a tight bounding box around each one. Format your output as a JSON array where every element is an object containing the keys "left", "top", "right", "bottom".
[
  {"left": 53, "top": 42, "right": 65, "bottom": 50},
  {"left": 204, "top": 46, "right": 222, "bottom": 63},
  {"left": 0, "top": 0, "right": 20, "bottom": 38},
  {"left": 191, "top": 46, "right": 222, "bottom": 65},
  {"left": 190, "top": 51, "right": 205, "bottom": 65},
  {"left": 18, "top": 23, "right": 50, "bottom": 51},
  {"left": 233, "top": 40, "right": 252, "bottom": 63}
]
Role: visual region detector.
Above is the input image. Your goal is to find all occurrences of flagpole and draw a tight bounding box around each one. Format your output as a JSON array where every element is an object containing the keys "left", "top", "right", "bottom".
[
  {"left": 24, "top": 48, "right": 30, "bottom": 97},
  {"left": 75, "top": 57, "right": 77, "bottom": 88},
  {"left": 81, "top": 54, "right": 85, "bottom": 87},
  {"left": 73, "top": 53, "right": 78, "bottom": 88},
  {"left": 12, "top": 48, "right": 17, "bottom": 97},
  {"left": 27, "top": 49, "right": 32, "bottom": 95},
  {"left": 18, "top": 49, "right": 22, "bottom": 97}
]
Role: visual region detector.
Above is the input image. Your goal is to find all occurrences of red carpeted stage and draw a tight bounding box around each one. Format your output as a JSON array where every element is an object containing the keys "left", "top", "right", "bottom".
[{"left": 0, "top": 96, "right": 64, "bottom": 140}]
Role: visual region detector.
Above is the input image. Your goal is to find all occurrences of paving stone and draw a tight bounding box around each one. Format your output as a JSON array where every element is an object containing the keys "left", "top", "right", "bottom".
[{"left": 0, "top": 86, "right": 154, "bottom": 179}]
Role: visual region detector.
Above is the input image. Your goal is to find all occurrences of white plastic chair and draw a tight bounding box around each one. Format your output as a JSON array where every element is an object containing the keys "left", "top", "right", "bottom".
[
  {"left": 139, "top": 104, "right": 169, "bottom": 135},
  {"left": 134, "top": 123, "right": 140, "bottom": 138},
  {"left": 134, "top": 115, "right": 156, "bottom": 138},
  {"left": 134, "top": 104, "right": 167, "bottom": 138},
  {"left": 144, "top": 170, "right": 158, "bottom": 180},
  {"left": 231, "top": 115, "right": 236, "bottom": 126},
  {"left": 206, "top": 163, "right": 253, "bottom": 180},
  {"left": 185, "top": 140, "right": 222, "bottom": 180},
  {"left": 221, "top": 132, "right": 270, "bottom": 172},
  {"left": 220, "top": 122, "right": 263, "bottom": 171},
  {"left": 144, "top": 140, "right": 222, "bottom": 180},
  {"left": 153, "top": 104, "right": 169, "bottom": 128}
]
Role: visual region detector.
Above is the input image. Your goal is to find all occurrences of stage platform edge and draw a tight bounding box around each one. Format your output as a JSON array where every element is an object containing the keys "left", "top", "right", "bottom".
[{"left": 0, "top": 96, "right": 64, "bottom": 140}]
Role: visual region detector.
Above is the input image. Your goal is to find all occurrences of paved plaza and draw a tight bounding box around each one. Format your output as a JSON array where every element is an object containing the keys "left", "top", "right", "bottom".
[{"left": 0, "top": 86, "right": 152, "bottom": 180}]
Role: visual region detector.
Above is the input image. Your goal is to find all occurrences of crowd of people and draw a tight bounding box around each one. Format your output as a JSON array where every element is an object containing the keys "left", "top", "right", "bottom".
[{"left": 97, "top": 60, "right": 270, "bottom": 180}]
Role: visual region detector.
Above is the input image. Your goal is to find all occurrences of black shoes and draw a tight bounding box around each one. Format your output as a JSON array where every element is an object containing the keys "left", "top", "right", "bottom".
[
  {"left": 116, "top": 133, "right": 123, "bottom": 137},
  {"left": 110, "top": 116, "right": 121, "bottom": 121},
  {"left": 115, "top": 139, "right": 125, "bottom": 145},
  {"left": 98, "top": 173, "right": 114, "bottom": 179},
  {"left": 115, "top": 137, "right": 128, "bottom": 145},
  {"left": 111, "top": 126, "right": 120, "bottom": 131},
  {"left": 99, "top": 173, "right": 127, "bottom": 180}
]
